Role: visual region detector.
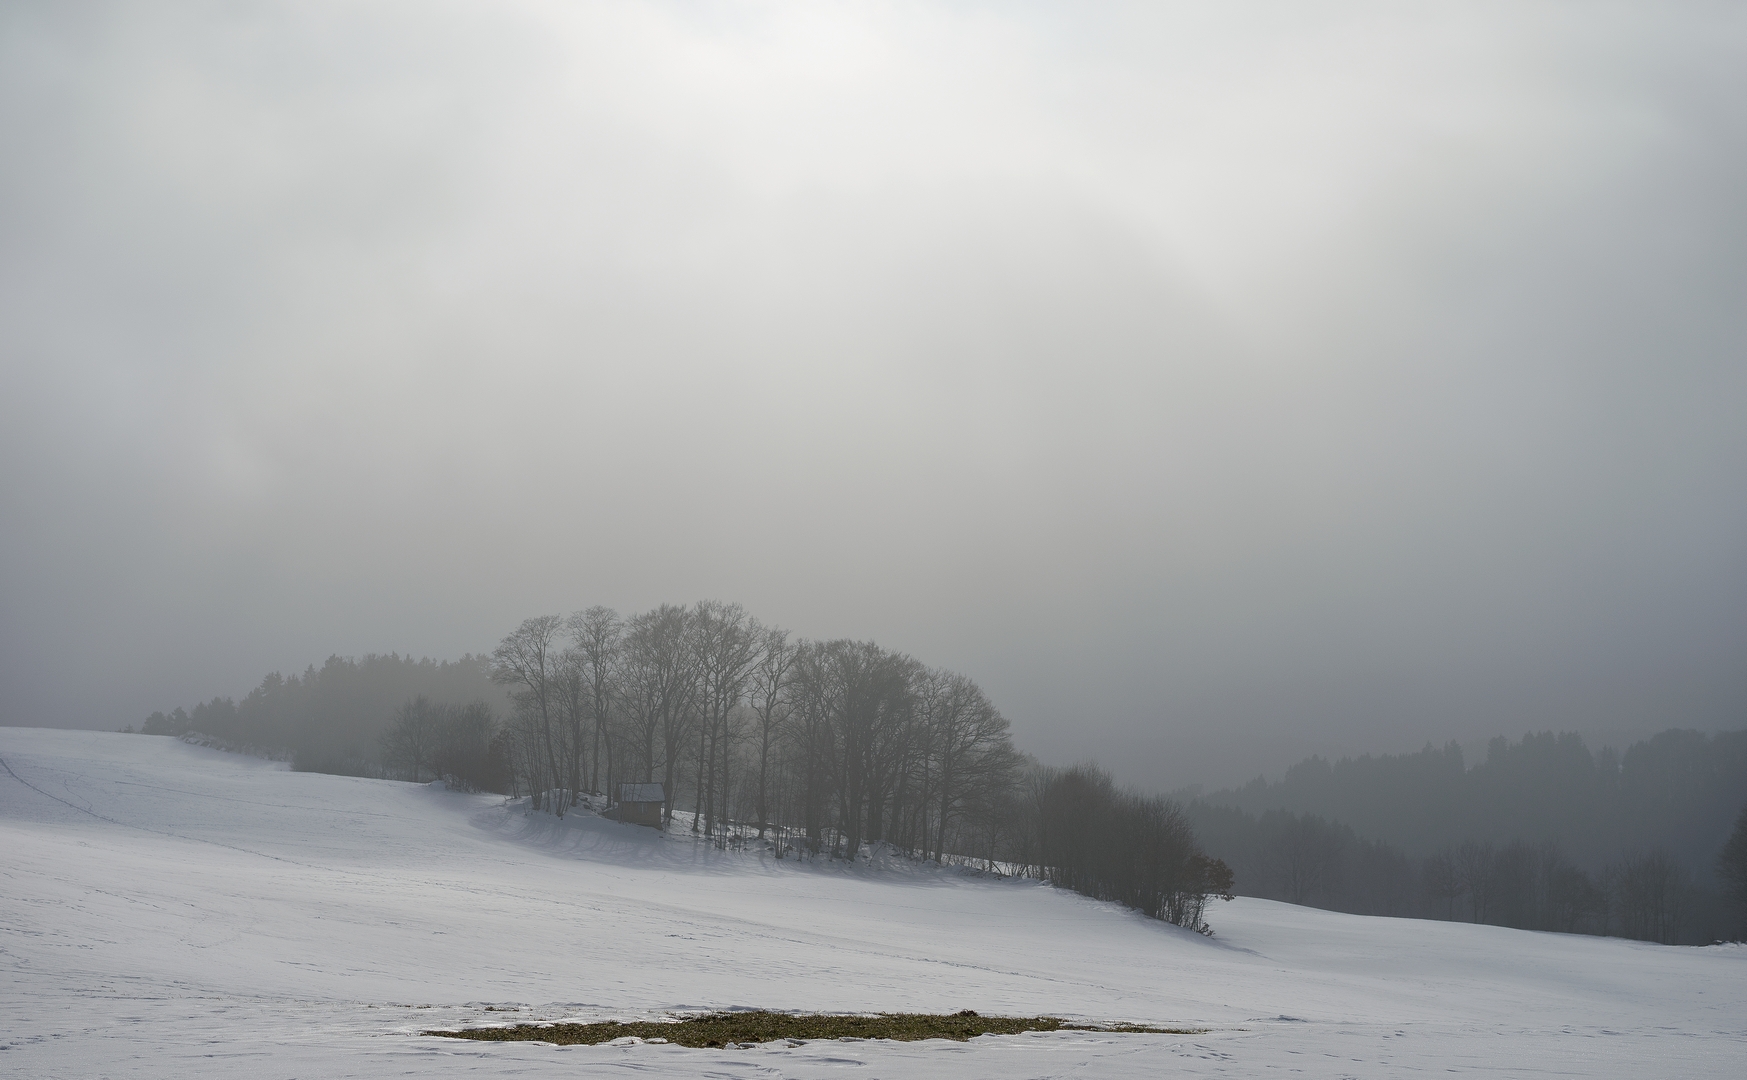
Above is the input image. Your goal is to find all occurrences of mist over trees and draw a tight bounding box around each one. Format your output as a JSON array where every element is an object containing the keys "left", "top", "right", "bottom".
[
  {"left": 1196, "top": 731, "right": 1747, "bottom": 871},
  {"left": 1031, "top": 765, "right": 1234, "bottom": 931},
  {"left": 480, "top": 605, "right": 1020, "bottom": 858},
  {"left": 134, "top": 606, "right": 1740, "bottom": 942},
  {"left": 379, "top": 697, "right": 505, "bottom": 792},
  {"left": 483, "top": 605, "right": 1229, "bottom": 922},
  {"left": 1184, "top": 730, "right": 1747, "bottom": 943},
  {"left": 481, "top": 603, "right": 1235, "bottom": 931},
  {"left": 135, "top": 602, "right": 1232, "bottom": 932},
  {"left": 139, "top": 653, "right": 510, "bottom": 778}
]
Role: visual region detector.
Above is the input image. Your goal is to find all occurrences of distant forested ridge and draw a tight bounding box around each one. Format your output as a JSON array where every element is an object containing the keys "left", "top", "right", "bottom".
[
  {"left": 1184, "top": 730, "right": 1747, "bottom": 944},
  {"left": 139, "top": 653, "right": 512, "bottom": 778}
]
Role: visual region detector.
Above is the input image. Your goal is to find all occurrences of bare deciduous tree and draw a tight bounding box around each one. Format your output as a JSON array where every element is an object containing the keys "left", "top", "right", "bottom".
[
  {"left": 748, "top": 626, "right": 795, "bottom": 837},
  {"left": 555, "top": 647, "right": 588, "bottom": 809},
  {"left": 567, "top": 606, "right": 623, "bottom": 796},
  {"left": 918, "top": 670, "right": 1013, "bottom": 862},
  {"left": 491, "top": 614, "right": 564, "bottom": 813},
  {"left": 623, "top": 603, "right": 697, "bottom": 828},
  {"left": 690, "top": 601, "right": 763, "bottom": 836},
  {"left": 381, "top": 695, "right": 440, "bottom": 783}
]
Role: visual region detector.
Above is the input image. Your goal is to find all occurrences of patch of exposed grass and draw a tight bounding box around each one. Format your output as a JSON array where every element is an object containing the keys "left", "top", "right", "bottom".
[{"left": 425, "top": 1010, "right": 1201, "bottom": 1048}]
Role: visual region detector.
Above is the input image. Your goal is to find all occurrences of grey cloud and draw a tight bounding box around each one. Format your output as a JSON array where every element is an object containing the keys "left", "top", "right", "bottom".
[{"left": 2, "top": 1, "right": 1743, "bottom": 789}]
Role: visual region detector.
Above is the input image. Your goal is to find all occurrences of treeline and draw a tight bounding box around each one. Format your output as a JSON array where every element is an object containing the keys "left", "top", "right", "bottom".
[
  {"left": 138, "top": 653, "right": 511, "bottom": 777},
  {"left": 1185, "top": 729, "right": 1747, "bottom": 943},
  {"left": 136, "top": 602, "right": 1232, "bottom": 932}
]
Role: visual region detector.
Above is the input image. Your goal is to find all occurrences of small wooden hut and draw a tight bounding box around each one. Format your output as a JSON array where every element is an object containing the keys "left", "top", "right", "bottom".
[{"left": 615, "top": 783, "right": 666, "bottom": 828}]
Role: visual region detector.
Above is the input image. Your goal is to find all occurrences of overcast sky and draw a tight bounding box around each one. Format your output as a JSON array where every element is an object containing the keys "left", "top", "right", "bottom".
[{"left": 2, "top": 2, "right": 1743, "bottom": 790}]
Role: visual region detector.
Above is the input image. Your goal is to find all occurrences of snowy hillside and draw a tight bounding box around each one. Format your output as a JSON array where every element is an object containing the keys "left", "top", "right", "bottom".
[{"left": 3, "top": 728, "right": 1743, "bottom": 1078}]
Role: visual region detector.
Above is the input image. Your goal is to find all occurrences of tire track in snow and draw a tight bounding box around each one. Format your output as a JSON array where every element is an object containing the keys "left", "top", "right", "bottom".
[
  {"left": 0, "top": 754, "right": 316, "bottom": 870},
  {"left": 106, "top": 776, "right": 388, "bottom": 817}
]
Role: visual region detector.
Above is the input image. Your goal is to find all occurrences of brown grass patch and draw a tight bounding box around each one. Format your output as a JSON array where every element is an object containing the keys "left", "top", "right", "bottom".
[{"left": 425, "top": 1009, "right": 1200, "bottom": 1048}]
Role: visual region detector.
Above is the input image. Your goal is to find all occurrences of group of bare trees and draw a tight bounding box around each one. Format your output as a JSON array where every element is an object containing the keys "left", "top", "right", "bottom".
[
  {"left": 379, "top": 695, "right": 504, "bottom": 792},
  {"left": 1418, "top": 840, "right": 1701, "bottom": 942},
  {"left": 1026, "top": 765, "right": 1234, "bottom": 932},
  {"left": 485, "top": 602, "right": 1234, "bottom": 931},
  {"left": 1423, "top": 840, "right": 1608, "bottom": 931},
  {"left": 487, "top": 602, "right": 1024, "bottom": 863}
]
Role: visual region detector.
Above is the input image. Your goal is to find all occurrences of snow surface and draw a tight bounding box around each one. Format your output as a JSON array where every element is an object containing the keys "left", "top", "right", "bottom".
[{"left": 3, "top": 727, "right": 1743, "bottom": 1078}]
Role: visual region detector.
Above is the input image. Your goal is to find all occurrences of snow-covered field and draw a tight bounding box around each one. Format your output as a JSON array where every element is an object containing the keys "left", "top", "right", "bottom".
[{"left": 2, "top": 728, "right": 1742, "bottom": 1078}]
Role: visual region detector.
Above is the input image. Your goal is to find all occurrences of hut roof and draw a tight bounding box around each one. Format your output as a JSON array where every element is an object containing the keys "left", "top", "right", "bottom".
[{"left": 618, "top": 783, "right": 666, "bottom": 804}]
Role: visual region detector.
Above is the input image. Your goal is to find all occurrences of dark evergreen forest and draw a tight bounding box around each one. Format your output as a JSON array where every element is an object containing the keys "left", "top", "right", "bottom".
[
  {"left": 137, "top": 653, "right": 511, "bottom": 777},
  {"left": 1184, "top": 730, "right": 1747, "bottom": 943}
]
